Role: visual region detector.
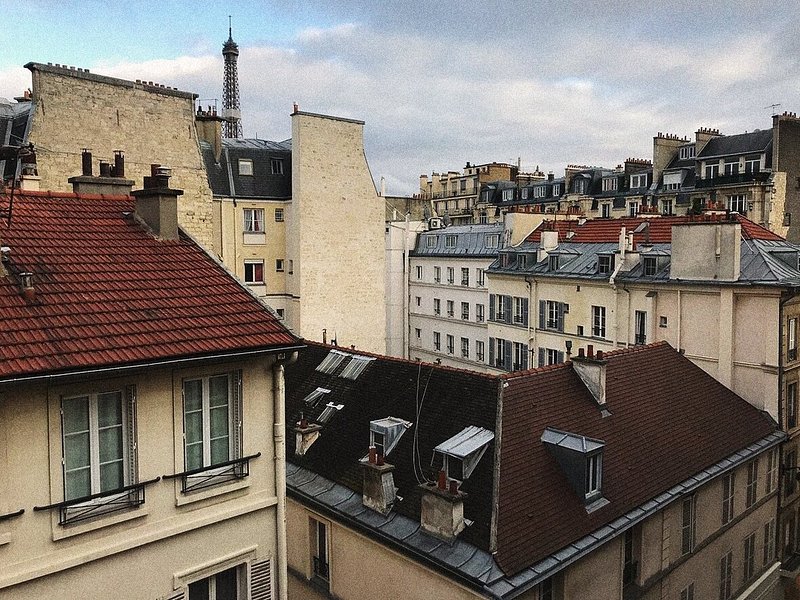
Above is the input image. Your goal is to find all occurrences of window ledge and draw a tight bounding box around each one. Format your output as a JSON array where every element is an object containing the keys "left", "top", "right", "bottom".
[
  {"left": 174, "top": 477, "right": 251, "bottom": 507},
  {"left": 52, "top": 504, "right": 148, "bottom": 541}
]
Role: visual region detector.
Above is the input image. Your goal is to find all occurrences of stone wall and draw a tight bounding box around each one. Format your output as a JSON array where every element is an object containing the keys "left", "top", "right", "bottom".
[{"left": 25, "top": 63, "right": 214, "bottom": 249}]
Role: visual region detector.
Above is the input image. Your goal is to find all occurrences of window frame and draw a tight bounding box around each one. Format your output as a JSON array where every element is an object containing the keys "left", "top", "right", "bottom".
[
  {"left": 242, "top": 207, "right": 265, "bottom": 233},
  {"left": 182, "top": 373, "right": 240, "bottom": 473},
  {"left": 585, "top": 452, "right": 602, "bottom": 499},
  {"left": 461, "top": 337, "right": 469, "bottom": 359},
  {"left": 243, "top": 260, "right": 265, "bottom": 285},
  {"left": 719, "top": 550, "right": 733, "bottom": 600},
  {"left": 270, "top": 158, "right": 284, "bottom": 175},
  {"left": 461, "top": 302, "right": 470, "bottom": 320},
  {"left": 681, "top": 495, "right": 697, "bottom": 556},
  {"left": 722, "top": 472, "right": 735, "bottom": 525},
  {"left": 274, "top": 207, "right": 284, "bottom": 222},
  {"left": 461, "top": 267, "right": 470, "bottom": 286},
  {"left": 746, "top": 459, "right": 759, "bottom": 508},
  {"left": 476, "top": 340, "right": 485, "bottom": 362},
  {"left": 592, "top": 305, "right": 606, "bottom": 339},
  {"left": 238, "top": 158, "right": 253, "bottom": 176}
]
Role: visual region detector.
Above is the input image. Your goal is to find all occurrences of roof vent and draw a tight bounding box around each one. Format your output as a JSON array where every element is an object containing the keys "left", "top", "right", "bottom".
[{"left": 19, "top": 271, "right": 36, "bottom": 303}]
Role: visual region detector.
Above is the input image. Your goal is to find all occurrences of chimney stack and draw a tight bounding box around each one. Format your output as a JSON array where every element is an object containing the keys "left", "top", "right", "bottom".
[
  {"left": 361, "top": 446, "right": 398, "bottom": 515},
  {"left": 131, "top": 165, "right": 183, "bottom": 240},
  {"left": 293, "top": 415, "right": 322, "bottom": 456},
  {"left": 419, "top": 476, "right": 467, "bottom": 540},
  {"left": 571, "top": 347, "right": 608, "bottom": 405},
  {"left": 69, "top": 150, "right": 134, "bottom": 195}
]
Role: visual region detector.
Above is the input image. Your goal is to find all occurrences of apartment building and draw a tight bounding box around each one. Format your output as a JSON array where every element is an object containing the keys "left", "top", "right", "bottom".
[
  {"left": 284, "top": 341, "right": 784, "bottom": 599},
  {"left": 408, "top": 223, "right": 502, "bottom": 368},
  {"left": 0, "top": 175, "right": 302, "bottom": 599}
]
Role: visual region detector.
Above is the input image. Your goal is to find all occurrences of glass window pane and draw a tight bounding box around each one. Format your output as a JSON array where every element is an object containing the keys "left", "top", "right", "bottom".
[
  {"left": 99, "top": 425, "right": 123, "bottom": 462},
  {"left": 186, "top": 442, "right": 203, "bottom": 471},
  {"left": 97, "top": 391, "right": 122, "bottom": 427},
  {"left": 184, "top": 379, "right": 203, "bottom": 411},
  {"left": 209, "top": 376, "right": 229, "bottom": 408},
  {"left": 64, "top": 431, "right": 90, "bottom": 470},
  {"left": 215, "top": 567, "right": 238, "bottom": 600},
  {"left": 100, "top": 460, "right": 124, "bottom": 492},
  {"left": 65, "top": 467, "right": 91, "bottom": 500},
  {"left": 188, "top": 579, "right": 210, "bottom": 600},
  {"left": 211, "top": 437, "right": 230, "bottom": 465},
  {"left": 63, "top": 397, "right": 89, "bottom": 434},
  {"left": 185, "top": 411, "right": 203, "bottom": 444},
  {"left": 210, "top": 405, "right": 229, "bottom": 438}
]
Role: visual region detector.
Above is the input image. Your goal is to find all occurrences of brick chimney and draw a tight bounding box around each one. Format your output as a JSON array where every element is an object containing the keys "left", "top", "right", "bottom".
[
  {"left": 131, "top": 164, "right": 183, "bottom": 240},
  {"left": 572, "top": 345, "right": 608, "bottom": 405},
  {"left": 69, "top": 150, "right": 134, "bottom": 195},
  {"left": 360, "top": 446, "right": 398, "bottom": 515},
  {"left": 293, "top": 414, "right": 322, "bottom": 456},
  {"left": 419, "top": 473, "right": 466, "bottom": 540}
]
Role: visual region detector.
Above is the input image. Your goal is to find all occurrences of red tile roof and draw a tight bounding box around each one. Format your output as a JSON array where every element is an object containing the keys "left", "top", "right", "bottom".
[
  {"left": 494, "top": 342, "right": 776, "bottom": 575},
  {"left": 525, "top": 214, "right": 783, "bottom": 244},
  {"left": 0, "top": 191, "right": 300, "bottom": 380}
]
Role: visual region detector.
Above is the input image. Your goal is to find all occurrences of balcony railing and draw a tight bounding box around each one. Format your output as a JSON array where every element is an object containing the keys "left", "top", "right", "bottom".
[
  {"left": 695, "top": 171, "right": 770, "bottom": 188},
  {"left": 0, "top": 508, "right": 24, "bottom": 522},
  {"left": 313, "top": 556, "right": 330, "bottom": 580},
  {"left": 33, "top": 477, "right": 160, "bottom": 525},
  {"left": 163, "top": 452, "right": 261, "bottom": 493}
]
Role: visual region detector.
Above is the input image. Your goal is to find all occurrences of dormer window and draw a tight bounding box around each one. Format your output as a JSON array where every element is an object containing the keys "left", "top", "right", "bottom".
[
  {"left": 679, "top": 145, "right": 696, "bottom": 160},
  {"left": 238, "top": 158, "right": 253, "bottom": 176},
  {"left": 586, "top": 452, "right": 602, "bottom": 498},
  {"left": 643, "top": 256, "right": 657, "bottom": 276},
  {"left": 745, "top": 155, "right": 761, "bottom": 174},
  {"left": 548, "top": 254, "right": 559, "bottom": 271},
  {"left": 485, "top": 234, "right": 500, "bottom": 249},
  {"left": 630, "top": 173, "right": 648, "bottom": 189},
  {"left": 432, "top": 426, "right": 494, "bottom": 482},
  {"left": 552, "top": 183, "right": 561, "bottom": 196},
  {"left": 598, "top": 254, "right": 615, "bottom": 274},
  {"left": 541, "top": 427, "right": 605, "bottom": 506},
  {"left": 369, "top": 417, "right": 412, "bottom": 457},
  {"left": 445, "top": 234, "right": 457, "bottom": 248},
  {"left": 602, "top": 177, "right": 618, "bottom": 192},
  {"left": 724, "top": 158, "right": 740, "bottom": 176},
  {"left": 518, "top": 254, "right": 527, "bottom": 269},
  {"left": 534, "top": 186, "right": 546, "bottom": 198},
  {"left": 426, "top": 235, "right": 437, "bottom": 248},
  {"left": 502, "top": 189, "right": 514, "bottom": 202},
  {"left": 573, "top": 178, "right": 587, "bottom": 194}
]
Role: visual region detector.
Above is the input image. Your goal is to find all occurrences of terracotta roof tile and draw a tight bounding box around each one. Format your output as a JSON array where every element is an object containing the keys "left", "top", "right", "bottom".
[{"left": 0, "top": 191, "right": 300, "bottom": 379}]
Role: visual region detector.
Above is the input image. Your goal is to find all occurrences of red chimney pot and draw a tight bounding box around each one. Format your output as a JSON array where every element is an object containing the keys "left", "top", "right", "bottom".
[{"left": 437, "top": 470, "right": 447, "bottom": 490}]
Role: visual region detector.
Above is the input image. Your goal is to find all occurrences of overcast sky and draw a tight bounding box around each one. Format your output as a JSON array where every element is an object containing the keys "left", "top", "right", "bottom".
[{"left": 1, "top": 0, "right": 798, "bottom": 195}]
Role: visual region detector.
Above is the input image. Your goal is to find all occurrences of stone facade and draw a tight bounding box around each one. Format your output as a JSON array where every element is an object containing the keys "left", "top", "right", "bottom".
[{"left": 24, "top": 63, "right": 214, "bottom": 248}]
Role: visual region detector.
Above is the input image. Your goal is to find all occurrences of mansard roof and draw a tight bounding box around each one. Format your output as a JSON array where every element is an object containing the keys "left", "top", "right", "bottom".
[
  {"left": 411, "top": 223, "right": 504, "bottom": 258},
  {"left": 697, "top": 128, "right": 773, "bottom": 159},
  {"left": 200, "top": 137, "right": 292, "bottom": 200}
]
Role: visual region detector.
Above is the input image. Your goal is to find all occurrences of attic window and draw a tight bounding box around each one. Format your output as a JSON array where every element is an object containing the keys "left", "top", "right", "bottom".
[
  {"left": 548, "top": 254, "right": 559, "bottom": 271},
  {"left": 541, "top": 427, "right": 605, "bottom": 504},
  {"left": 485, "top": 234, "right": 500, "bottom": 249},
  {"left": 317, "top": 402, "right": 344, "bottom": 424},
  {"left": 339, "top": 356, "right": 375, "bottom": 380},
  {"left": 598, "top": 254, "right": 615, "bottom": 274},
  {"left": 316, "top": 350, "right": 348, "bottom": 374},
  {"left": 432, "top": 426, "right": 494, "bottom": 482},
  {"left": 445, "top": 234, "right": 457, "bottom": 248},
  {"left": 426, "top": 235, "right": 437, "bottom": 249},
  {"left": 643, "top": 256, "right": 657, "bottom": 276},
  {"left": 369, "top": 417, "right": 412, "bottom": 457},
  {"left": 303, "top": 387, "right": 331, "bottom": 408},
  {"left": 238, "top": 159, "right": 253, "bottom": 176}
]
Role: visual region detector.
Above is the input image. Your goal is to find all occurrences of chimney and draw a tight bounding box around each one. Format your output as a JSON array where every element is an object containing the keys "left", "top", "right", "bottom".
[
  {"left": 69, "top": 150, "right": 134, "bottom": 195},
  {"left": 19, "top": 271, "right": 36, "bottom": 303},
  {"left": 131, "top": 165, "right": 183, "bottom": 240},
  {"left": 0, "top": 246, "right": 10, "bottom": 277},
  {"left": 572, "top": 346, "right": 608, "bottom": 405},
  {"left": 293, "top": 415, "right": 322, "bottom": 456},
  {"left": 19, "top": 148, "right": 40, "bottom": 191},
  {"left": 419, "top": 474, "right": 467, "bottom": 540},
  {"left": 195, "top": 109, "right": 224, "bottom": 164},
  {"left": 361, "top": 446, "right": 398, "bottom": 515}
]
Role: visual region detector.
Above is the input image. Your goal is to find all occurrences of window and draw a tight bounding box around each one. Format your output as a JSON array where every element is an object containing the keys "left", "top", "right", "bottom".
[
  {"left": 786, "top": 449, "right": 798, "bottom": 496},
  {"left": 602, "top": 177, "right": 618, "bottom": 192},
  {"left": 479, "top": 212, "right": 488, "bottom": 224},
  {"left": 764, "top": 518, "right": 776, "bottom": 565},
  {"left": 513, "top": 342, "right": 528, "bottom": 371},
  {"left": 598, "top": 254, "right": 615, "bottom": 274},
  {"left": 433, "top": 332, "right": 441, "bottom": 351},
  {"left": 493, "top": 337, "right": 509, "bottom": 370},
  {"left": 274, "top": 208, "right": 284, "bottom": 222},
  {"left": 533, "top": 186, "right": 545, "bottom": 198},
  {"left": 518, "top": 254, "right": 528, "bottom": 269},
  {"left": 746, "top": 459, "right": 758, "bottom": 508},
  {"left": 719, "top": 550, "right": 733, "bottom": 600},
  {"left": 662, "top": 198, "right": 673, "bottom": 215},
  {"left": 628, "top": 201, "right": 639, "bottom": 217},
  {"left": 724, "top": 159, "right": 740, "bottom": 176},
  {"left": 552, "top": 183, "right": 561, "bottom": 196},
  {"left": 446, "top": 334, "right": 454, "bottom": 354},
  {"left": 513, "top": 297, "right": 529, "bottom": 326},
  {"left": 635, "top": 310, "right": 646, "bottom": 345},
  {"left": 548, "top": 254, "right": 559, "bottom": 271},
  {"left": 601, "top": 203, "right": 611, "bottom": 218},
  {"left": 766, "top": 448, "right": 778, "bottom": 494},
  {"left": 745, "top": 155, "right": 761, "bottom": 174},
  {"left": 476, "top": 268, "right": 486, "bottom": 287},
  {"left": 743, "top": 532, "right": 756, "bottom": 581},
  {"left": 312, "top": 519, "right": 330, "bottom": 582},
  {"left": 461, "top": 267, "right": 469, "bottom": 286},
  {"left": 243, "top": 260, "right": 264, "bottom": 284},
  {"left": 643, "top": 256, "right": 657, "bottom": 276},
  {"left": 426, "top": 236, "right": 437, "bottom": 249},
  {"left": 538, "top": 578, "right": 554, "bottom": 600},
  {"left": 485, "top": 234, "right": 500, "bottom": 249},
  {"left": 722, "top": 472, "right": 735, "bottom": 525},
  {"left": 183, "top": 374, "right": 239, "bottom": 472},
  {"left": 243, "top": 208, "right": 264, "bottom": 233},
  {"left": 270, "top": 158, "right": 284, "bottom": 175},
  {"left": 630, "top": 173, "right": 648, "bottom": 189},
  {"left": 415, "top": 265, "right": 423, "bottom": 280},
  {"left": 586, "top": 453, "right": 602, "bottom": 498},
  {"left": 433, "top": 298, "right": 441, "bottom": 316},
  {"left": 476, "top": 303, "right": 485, "bottom": 323},
  {"left": 727, "top": 194, "right": 747, "bottom": 214},
  {"left": 538, "top": 347, "right": 565, "bottom": 367},
  {"left": 680, "top": 583, "right": 695, "bottom": 600},
  {"left": 276, "top": 308, "right": 284, "bottom": 319},
  {"left": 573, "top": 178, "right": 587, "bottom": 194},
  {"left": 415, "top": 296, "right": 421, "bottom": 307},
  {"left": 502, "top": 188, "right": 514, "bottom": 202},
  {"left": 446, "top": 300, "right": 454, "bottom": 317},
  {"left": 789, "top": 317, "right": 798, "bottom": 361},
  {"left": 539, "top": 300, "right": 566, "bottom": 332},
  {"left": 476, "top": 340, "right": 485, "bottom": 362},
  {"left": 460, "top": 179, "right": 467, "bottom": 192},
  {"left": 415, "top": 327, "right": 421, "bottom": 339},
  {"left": 447, "top": 267, "right": 454, "bottom": 284},
  {"left": 592, "top": 306, "right": 606, "bottom": 339},
  {"left": 705, "top": 163, "right": 720, "bottom": 180},
  {"left": 62, "top": 390, "right": 133, "bottom": 501},
  {"left": 461, "top": 302, "right": 469, "bottom": 320},
  {"left": 495, "top": 295, "right": 509, "bottom": 322},
  {"left": 623, "top": 527, "right": 637, "bottom": 586},
  {"left": 679, "top": 145, "right": 696, "bottom": 160},
  {"left": 188, "top": 565, "right": 243, "bottom": 600},
  {"left": 461, "top": 337, "right": 469, "bottom": 358},
  {"left": 681, "top": 495, "right": 697, "bottom": 555},
  {"left": 238, "top": 159, "right": 253, "bottom": 176},
  {"left": 659, "top": 315, "right": 668, "bottom": 328},
  {"left": 445, "top": 234, "right": 457, "bottom": 248},
  {"left": 276, "top": 259, "right": 284, "bottom": 272},
  {"left": 789, "top": 382, "right": 798, "bottom": 429},
  {"left": 434, "top": 266, "right": 441, "bottom": 283}
]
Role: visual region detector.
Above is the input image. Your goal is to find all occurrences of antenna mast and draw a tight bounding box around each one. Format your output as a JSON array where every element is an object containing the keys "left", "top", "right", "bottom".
[{"left": 222, "top": 16, "right": 243, "bottom": 138}]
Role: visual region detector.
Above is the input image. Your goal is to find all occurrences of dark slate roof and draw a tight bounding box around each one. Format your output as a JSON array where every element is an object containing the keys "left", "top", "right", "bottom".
[
  {"left": 0, "top": 190, "right": 301, "bottom": 380},
  {"left": 200, "top": 138, "right": 292, "bottom": 200},
  {"left": 411, "top": 223, "right": 504, "bottom": 258},
  {"left": 284, "top": 342, "right": 500, "bottom": 551},
  {"left": 698, "top": 129, "right": 773, "bottom": 159},
  {"left": 494, "top": 342, "right": 780, "bottom": 576},
  {"left": 0, "top": 100, "right": 33, "bottom": 180}
]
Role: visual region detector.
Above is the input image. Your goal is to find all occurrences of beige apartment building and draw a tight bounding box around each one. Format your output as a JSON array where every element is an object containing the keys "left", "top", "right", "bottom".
[
  {"left": 0, "top": 178, "right": 302, "bottom": 599},
  {"left": 283, "top": 342, "right": 783, "bottom": 599}
]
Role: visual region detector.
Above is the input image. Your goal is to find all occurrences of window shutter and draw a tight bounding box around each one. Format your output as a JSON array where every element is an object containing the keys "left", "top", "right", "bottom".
[
  {"left": 557, "top": 351, "right": 564, "bottom": 364},
  {"left": 504, "top": 295, "right": 512, "bottom": 324},
  {"left": 538, "top": 347, "right": 545, "bottom": 367},
  {"left": 489, "top": 295, "right": 496, "bottom": 321},
  {"left": 557, "top": 302, "right": 565, "bottom": 332},
  {"left": 539, "top": 300, "right": 546, "bottom": 329},
  {"left": 522, "top": 298, "right": 529, "bottom": 327},
  {"left": 251, "top": 558, "right": 273, "bottom": 600},
  {"left": 522, "top": 344, "right": 529, "bottom": 370},
  {"left": 504, "top": 339, "right": 512, "bottom": 371},
  {"left": 232, "top": 370, "right": 244, "bottom": 458},
  {"left": 489, "top": 337, "right": 495, "bottom": 366},
  {"left": 125, "top": 385, "right": 138, "bottom": 485}
]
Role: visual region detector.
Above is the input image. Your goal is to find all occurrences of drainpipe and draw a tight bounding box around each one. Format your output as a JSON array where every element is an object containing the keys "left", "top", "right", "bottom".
[
  {"left": 273, "top": 350, "right": 298, "bottom": 600},
  {"left": 403, "top": 214, "right": 411, "bottom": 359},
  {"left": 525, "top": 276, "right": 535, "bottom": 363}
]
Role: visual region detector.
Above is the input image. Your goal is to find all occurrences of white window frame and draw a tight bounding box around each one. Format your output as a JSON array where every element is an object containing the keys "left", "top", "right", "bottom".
[
  {"left": 476, "top": 303, "right": 485, "bottom": 323},
  {"left": 722, "top": 472, "right": 735, "bottom": 525},
  {"left": 274, "top": 207, "right": 284, "bottom": 222},
  {"left": 724, "top": 159, "right": 740, "bottom": 177},
  {"left": 681, "top": 495, "right": 696, "bottom": 555},
  {"left": 585, "top": 452, "right": 602, "bottom": 498},
  {"left": 238, "top": 159, "right": 253, "bottom": 176},
  {"left": 477, "top": 268, "right": 486, "bottom": 287},
  {"left": 602, "top": 177, "right": 617, "bottom": 192},
  {"left": 445, "top": 234, "right": 457, "bottom": 248},
  {"left": 446, "top": 300, "right": 454, "bottom": 317},
  {"left": 182, "top": 374, "right": 239, "bottom": 471},
  {"left": 601, "top": 203, "right": 611, "bottom": 218},
  {"left": 476, "top": 340, "right": 485, "bottom": 362},
  {"left": 434, "top": 266, "right": 441, "bottom": 283},
  {"left": 426, "top": 236, "right": 437, "bottom": 249},
  {"left": 446, "top": 334, "right": 454, "bottom": 355},
  {"left": 592, "top": 305, "right": 606, "bottom": 339},
  {"left": 461, "top": 337, "right": 469, "bottom": 358},
  {"left": 485, "top": 234, "right": 500, "bottom": 249},
  {"left": 461, "top": 267, "right": 469, "bottom": 286},
  {"left": 447, "top": 267, "right": 454, "bottom": 284},
  {"left": 270, "top": 158, "right": 284, "bottom": 175},
  {"left": 727, "top": 194, "right": 747, "bottom": 214},
  {"left": 415, "top": 265, "right": 423, "bottom": 280},
  {"left": 433, "top": 298, "right": 441, "bottom": 316},
  {"left": 243, "top": 208, "right": 265, "bottom": 233},
  {"left": 461, "top": 302, "right": 470, "bottom": 320},
  {"left": 243, "top": 260, "right": 264, "bottom": 284},
  {"left": 187, "top": 564, "right": 246, "bottom": 600}
]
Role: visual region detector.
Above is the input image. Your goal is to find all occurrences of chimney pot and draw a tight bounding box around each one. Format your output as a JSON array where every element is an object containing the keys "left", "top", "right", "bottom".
[
  {"left": 596, "top": 350, "right": 604, "bottom": 359},
  {"left": 113, "top": 150, "right": 125, "bottom": 178},
  {"left": 438, "top": 470, "right": 447, "bottom": 491},
  {"left": 376, "top": 453, "right": 385, "bottom": 466},
  {"left": 81, "top": 149, "right": 93, "bottom": 176},
  {"left": 587, "top": 344, "right": 594, "bottom": 358},
  {"left": 368, "top": 446, "right": 377, "bottom": 464},
  {"left": 578, "top": 348, "right": 585, "bottom": 358},
  {"left": 449, "top": 480, "right": 459, "bottom": 495},
  {"left": 99, "top": 160, "right": 111, "bottom": 178}
]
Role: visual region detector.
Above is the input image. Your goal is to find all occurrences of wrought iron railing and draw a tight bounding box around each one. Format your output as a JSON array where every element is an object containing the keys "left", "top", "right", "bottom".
[
  {"left": 0, "top": 508, "right": 24, "bottom": 522},
  {"left": 313, "top": 556, "right": 329, "bottom": 580},
  {"left": 33, "top": 477, "right": 160, "bottom": 525},
  {"left": 163, "top": 452, "right": 261, "bottom": 493},
  {"left": 695, "top": 171, "right": 770, "bottom": 188}
]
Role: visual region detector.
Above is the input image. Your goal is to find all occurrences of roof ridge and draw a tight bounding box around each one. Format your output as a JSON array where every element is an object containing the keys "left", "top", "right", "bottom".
[{"left": 0, "top": 190, "right": 131, "bottom": 201}]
